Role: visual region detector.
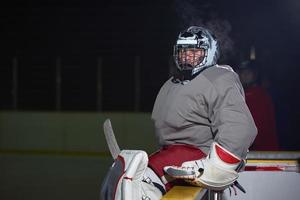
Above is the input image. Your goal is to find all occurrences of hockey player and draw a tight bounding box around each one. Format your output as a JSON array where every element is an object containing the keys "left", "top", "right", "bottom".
[
  {"left": 148, "top": 26, "right": 257, "bottom": 192},
  {"left": 101, "top": 26, "right": 257, "bottom": 200}
]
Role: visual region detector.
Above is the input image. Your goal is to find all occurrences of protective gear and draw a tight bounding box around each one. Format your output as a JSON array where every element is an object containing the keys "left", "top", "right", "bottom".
[
  {"left": 173, "top": 26, "right": 220, "bottom": 78},
  {"left": 148, "top": 144, "right": 206, "bottom": 191},
  {"left": 164, "top": 142, "right": 242, "bottom": 191},
  {"left": 101, "top": 150, "right": 163, "bottom": 200}
]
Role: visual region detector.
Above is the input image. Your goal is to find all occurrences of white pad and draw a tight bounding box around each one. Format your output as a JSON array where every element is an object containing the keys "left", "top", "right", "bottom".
[{"left": 101, "top": 150, "right": 162, "bottom": 200}]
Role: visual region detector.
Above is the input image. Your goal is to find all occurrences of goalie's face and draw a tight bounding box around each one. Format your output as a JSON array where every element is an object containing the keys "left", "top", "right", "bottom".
[{"left": 178, "top": 48, "right": 206, "bottom": 69}]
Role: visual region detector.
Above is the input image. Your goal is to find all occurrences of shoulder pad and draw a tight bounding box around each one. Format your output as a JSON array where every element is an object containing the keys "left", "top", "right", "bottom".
[{"left": 216, "top": 65, "right": 234, "bottom": 72}]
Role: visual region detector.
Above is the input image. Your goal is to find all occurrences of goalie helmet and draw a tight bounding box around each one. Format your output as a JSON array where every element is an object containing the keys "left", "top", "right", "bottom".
[{"left": 173, "top": 26, "right": 220, "bottom": 77}]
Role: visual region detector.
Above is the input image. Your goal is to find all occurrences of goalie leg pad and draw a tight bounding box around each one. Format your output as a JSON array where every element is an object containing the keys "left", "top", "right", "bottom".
[{"left": 101, "top": 150, "right": 163, "bottom": 200}]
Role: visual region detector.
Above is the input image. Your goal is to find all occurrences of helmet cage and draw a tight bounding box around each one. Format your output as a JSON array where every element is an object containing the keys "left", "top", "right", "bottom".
[
  {"left": 173, "top": 26, "right": 219, "bottom": 76},
  {"left": 174, "top": 44, "right": 209, "bottom": 74}
]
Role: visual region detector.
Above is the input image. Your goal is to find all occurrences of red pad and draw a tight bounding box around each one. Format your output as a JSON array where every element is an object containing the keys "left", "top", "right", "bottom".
[{"left": 215, "top": 144, "right": 240, "bottom": 164}]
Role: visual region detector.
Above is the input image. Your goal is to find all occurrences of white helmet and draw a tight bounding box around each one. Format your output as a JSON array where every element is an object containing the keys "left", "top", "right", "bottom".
[{"left": 173, "top": 26, "right": 220, "bottom": 76}]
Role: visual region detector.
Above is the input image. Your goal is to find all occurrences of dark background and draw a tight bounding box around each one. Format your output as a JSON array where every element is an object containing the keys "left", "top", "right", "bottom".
[{"left": 0, "top": 0, "right": 299, "bottom": 149}]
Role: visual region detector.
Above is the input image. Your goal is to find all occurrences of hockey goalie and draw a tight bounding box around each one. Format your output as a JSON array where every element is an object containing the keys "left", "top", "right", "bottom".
[{"left": 101, "top": 26, "right": 257, "bottom": 200}]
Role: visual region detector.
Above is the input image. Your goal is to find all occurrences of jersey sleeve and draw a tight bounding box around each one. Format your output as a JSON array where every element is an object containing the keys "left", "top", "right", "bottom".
[{"left": 207, "top": 72, "right": 257, "bottom": 158}]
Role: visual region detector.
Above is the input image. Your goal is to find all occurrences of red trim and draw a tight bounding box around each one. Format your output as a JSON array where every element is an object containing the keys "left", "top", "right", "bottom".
[
  {"left": 215, "top": 144, "right": 240, "bottom": 164},
  {"left": 124, "top": 177, "right": 133, "bottom": 181}
]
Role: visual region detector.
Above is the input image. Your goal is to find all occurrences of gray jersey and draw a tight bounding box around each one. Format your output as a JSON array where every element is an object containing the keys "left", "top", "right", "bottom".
[{"left": 151, "top": 65, "right": 257, "bottom": 159}]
